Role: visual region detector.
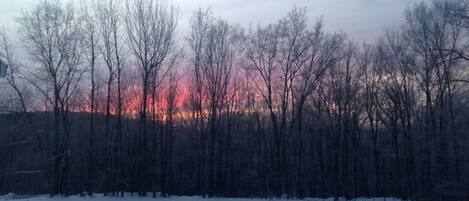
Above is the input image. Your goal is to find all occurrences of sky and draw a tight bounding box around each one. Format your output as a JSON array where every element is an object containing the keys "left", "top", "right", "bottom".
[{"left": 0, "top": 0, "right": 426, "bottom": 42}]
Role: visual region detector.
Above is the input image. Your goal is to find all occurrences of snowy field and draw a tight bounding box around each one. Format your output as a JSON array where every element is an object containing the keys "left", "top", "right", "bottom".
[{"left": 0, "top": 193, "right": 404, "bottom": 201}]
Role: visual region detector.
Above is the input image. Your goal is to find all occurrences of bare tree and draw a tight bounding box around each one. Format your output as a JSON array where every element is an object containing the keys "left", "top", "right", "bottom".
[
  {"left": 18, "top": 0, "right": 84, "bottom": 195},
  {"left": 187, "top": 8, "right": 211, "bottom": 194},
  {"left": 95, "top": 0, "right": 127, "bottom": 195},
  {"left": 243, "top": 8, "right": 328, "bottom": 196},
  {"left": 80, "top": 1, "right": 99, "bottom": 195},
  {"left": 124, "top": 0, "right": 177, "bottom": 195},
  {"left": 0, "top": 29, "right": 50, "bottom": 192}
]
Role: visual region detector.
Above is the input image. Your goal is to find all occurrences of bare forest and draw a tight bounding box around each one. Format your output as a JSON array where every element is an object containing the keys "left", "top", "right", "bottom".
[{"left": 1, "top": 0, "right": 469, "bottom": 201}]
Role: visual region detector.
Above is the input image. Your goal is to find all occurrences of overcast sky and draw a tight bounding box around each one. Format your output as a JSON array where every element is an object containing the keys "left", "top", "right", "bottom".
[{"left": 0, "top": 0, "right": 426, "bottom": 42}]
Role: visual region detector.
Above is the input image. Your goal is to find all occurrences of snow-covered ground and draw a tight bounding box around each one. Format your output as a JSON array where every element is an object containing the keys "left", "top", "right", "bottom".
[{"left": 0, "top": 193, "right": 404, "bottom": 201}]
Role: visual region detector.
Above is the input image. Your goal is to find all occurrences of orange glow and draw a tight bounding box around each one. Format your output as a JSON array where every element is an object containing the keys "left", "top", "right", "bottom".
[{"left": 72, "top": 73, "right": 274, "bottom": 124}]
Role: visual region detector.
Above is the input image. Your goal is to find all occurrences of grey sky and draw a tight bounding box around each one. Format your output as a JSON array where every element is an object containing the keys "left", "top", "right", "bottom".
[{"left": 0, "top": 0, "right": 426, "bottom": 42}]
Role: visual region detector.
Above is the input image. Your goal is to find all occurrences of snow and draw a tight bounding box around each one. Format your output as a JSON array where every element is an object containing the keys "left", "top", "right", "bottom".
[{"left": 0, "top": 193, "right": 404, "bottom": 201}]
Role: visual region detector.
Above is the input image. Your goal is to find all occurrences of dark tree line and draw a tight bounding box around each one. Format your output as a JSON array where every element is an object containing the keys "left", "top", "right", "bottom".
[{"left": 1, "top": 0, "right": 469, "bottom": 201}]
